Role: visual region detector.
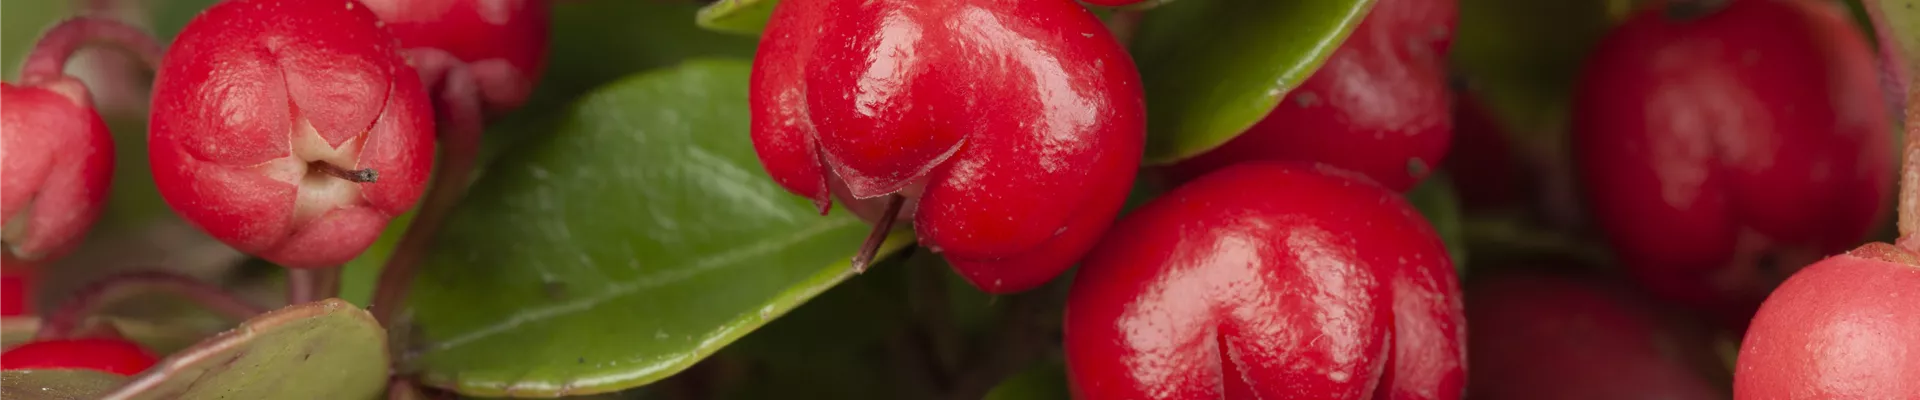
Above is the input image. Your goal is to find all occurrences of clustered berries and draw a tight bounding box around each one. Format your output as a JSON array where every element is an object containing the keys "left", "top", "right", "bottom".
[{"left": 5, "top": 0, "right": 1919, "bottom": 398}]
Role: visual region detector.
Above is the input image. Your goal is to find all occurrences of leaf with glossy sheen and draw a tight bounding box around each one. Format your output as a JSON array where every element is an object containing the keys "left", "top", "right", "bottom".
[
  {"left": 1, "top": 370, "right": 127, "bottom": 400},
  {"left": 98, "top": 299, "right": 388, "bottom": 400},
  {"left": 696, "top": 0, "right": 779, "bottom": 36},
  {"left": 405, "top": 59, "right": 912, "bottom": 397},
  {"left": 1133, "top": 0, "right": 1375, "bottom": 164}
]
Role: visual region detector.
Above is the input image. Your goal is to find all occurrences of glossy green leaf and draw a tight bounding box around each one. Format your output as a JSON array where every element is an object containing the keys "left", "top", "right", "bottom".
[
  {"left": 1408, "top": 175, "right": 1467, "bottom": 273},
  {"left": 1132, "top": 0, "right": 1375, "bottom": 164},
  {"left": 1, "top": 370, "right": 127, "bottom": 400},
  {"left": 696, "top": 0, "right": 780, "bottom": 36},
  {"left": 99, "top": 299, "right": 389, "bottom": 400},
  {"left": 405, "top": 59, "right": 912, "bottom": 397}
]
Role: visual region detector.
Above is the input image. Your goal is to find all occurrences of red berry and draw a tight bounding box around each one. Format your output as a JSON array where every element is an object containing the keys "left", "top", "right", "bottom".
[
  {"left": 0, "top": 338, "right": 159, "bottom": 376},
  {"left": 360, "top": 0, "right": 551, "bottom": 112},
  {"left": 149, "top": 0, "right": 435, "bottom": 268},
  {"left": 1, "top": 78, "right": 114, "bottom": 262},
  {"left": 1735, "top": 242, "right": 1920, "bottom": 399},
  {"left": 1572, "top": 0, "right": 1892, "bottom": 325},
  {"left": 1466, "top": 270, "right": 1726, "bottom": 400},
  {"left": 1168, "top": 0, "right": 1456, "bottom": 192},
  {"left": 0, "top": 264, "right": 35, "bottom": 317},
  {"left": 1443, "top": 93, "right": 1527, "bottom": 212},
  {"left": 750, "top": 0, "right": 1145, "bottom": 293},
  {"left": 1064, "top": 162, "right": 1462, "bottom": 399}
]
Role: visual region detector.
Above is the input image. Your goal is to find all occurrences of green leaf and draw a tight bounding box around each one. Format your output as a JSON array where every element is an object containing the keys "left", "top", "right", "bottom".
[
  {"left": 1407, "top": 175, "right": 1468, "bottom": 273},
  {"left": 99, "top": 299, "right": 389, "bottom": 400},
  {"left": 405, "top": 59, "right": 913, "bottom": 397},
  {"left": 1871, "top": 0, "right": 1920, "bottom": 77},
  {"left": 1132, "top": 0, "right": 1376, "bottom": 164},
  {"left": 0, "top": 0, "right": 71, "bottom": 80},
  {"left": 696, "top": 0, "right": 780, "bottom": 36},
  {"left": 1, "top": 370, "right": 127, "bottom": 400}
]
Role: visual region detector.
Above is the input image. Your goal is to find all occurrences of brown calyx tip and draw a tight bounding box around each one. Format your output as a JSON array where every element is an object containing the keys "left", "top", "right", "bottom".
[
  {"left": 850, "top": 194, "right": 907, "bottom": 274},
  {"left": 312, "top": 161, "right": 379, "bottom": 183}
]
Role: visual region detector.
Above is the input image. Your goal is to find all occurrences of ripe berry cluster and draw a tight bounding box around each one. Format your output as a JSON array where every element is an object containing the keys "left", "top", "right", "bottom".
[
  {"left": 3, "top": 0, "right": 547, "bottom": 381},
  {"left": 1, "top": 0, "right": 1916, "bottom": 397}
]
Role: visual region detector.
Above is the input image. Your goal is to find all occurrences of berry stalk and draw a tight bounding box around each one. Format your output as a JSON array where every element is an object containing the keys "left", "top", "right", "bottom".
[
  {"left": 35, "top": 270, "right": 267, "bottom": 340},
  {"left": 20, "top": 16, "right": 162, "bottom": 85},
  {"left": 369, "top": 49, "right": 487, "bottom": 327}
]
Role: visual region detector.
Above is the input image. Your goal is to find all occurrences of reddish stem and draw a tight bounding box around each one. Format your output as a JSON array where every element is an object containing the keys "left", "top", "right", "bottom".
[
  {"left": 287, "top": 266, "right": 342, "bottom": 305},
  {"left": 370, "top": 49, "right": 487, "bottom": 327},
  {"left": 1870, "top": 0, "right": 1920, "bottom": 249},
  {"left": 35, "top": 270, "right": 268, "bottom": 340},
  {"left": 852, "top": 195, "right": 906, "bottom": 273},
  {"left": 20, "top": 16, "right": 163, "bottom": 85},
  {"left": 1900, "top": 85, "right": 1920, "bottom": 247}
]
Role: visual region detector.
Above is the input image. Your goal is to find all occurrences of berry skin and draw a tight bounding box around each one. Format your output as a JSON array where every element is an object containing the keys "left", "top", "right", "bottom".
[
  {"left": 1572, "top": 0, "right": 1892, "bottom": 326},
  {"left": 750, "top": 0, "right": 1145, "bottom": 293},
  {"left": 149, "top": 0, "right": 435, "bottom": 268},
  {"left": 1466, "top": 270, "right": 1726, "bottom": 400},
  {"left": 0, "top": 338, "right": 159, "bottom": 376},
  {"left": 1735, "top": 242, "right": 1920, "bottom": 399},
  {"left": 1168, "top": 0, "right": 1456, "bottom": 192},
  {"left": 1064, "top": 162, "right": 1462, "bottom": 399},
  {"left": 1, "top": 264, "right": 35, "bottom": 317},
  {"left": 359, "top": 0, "right": 551, "bottom": 112},
  {"left": 1, "top": 78, "right": 114, "bottom": 262}
]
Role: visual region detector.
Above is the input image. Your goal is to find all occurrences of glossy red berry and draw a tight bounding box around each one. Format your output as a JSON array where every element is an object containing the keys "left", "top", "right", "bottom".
[
  {"left": 360, "top": 0, "right": 551, "bottom": 112},
  {"left": 750, "top": 0, "right": 1145, "bottom": 293},
  {"left": 1735, "top": 242, "right": 1920, "bottom": 398},
  {"left": 1, "top": 78, "right": 114, "bottom": 262},
  {"left": 1168, "top": 0, "right": 1456, "bottom": 192},
  {"left": 1064, "top": 162, "right": 1462, "bottom": 399},
  {"left": 149, "top": 0, "right": 435, "bottom": 269},
  {"left": 1466, "top": 270, "right": 1726, "bottom": 400},
  {"left": 0, "top": 338, "right": 159, "bottom": 376},
  {"left": 1573, "top": 0, "right": 1892, "bottom": 325}
]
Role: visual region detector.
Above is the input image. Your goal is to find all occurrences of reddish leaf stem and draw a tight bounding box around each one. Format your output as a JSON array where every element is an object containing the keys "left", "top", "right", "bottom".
[
  {"left": 287, "top": 266, "right": 343, "bottom": 305},
  {"left": 370, "top": 49, "right": 487, "bottom": 327},
  {"left": 853, "top": 195, "right": 907, "bottom": 273},
  {"left": 35, "top": 270, "right": 268, "bottom": 340},
  {"left": 1866, "top": 0, "right": 1920, "bottom": 249},
  {"left": 20, "top": 16, "right": 163, "bottom": 85}
]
